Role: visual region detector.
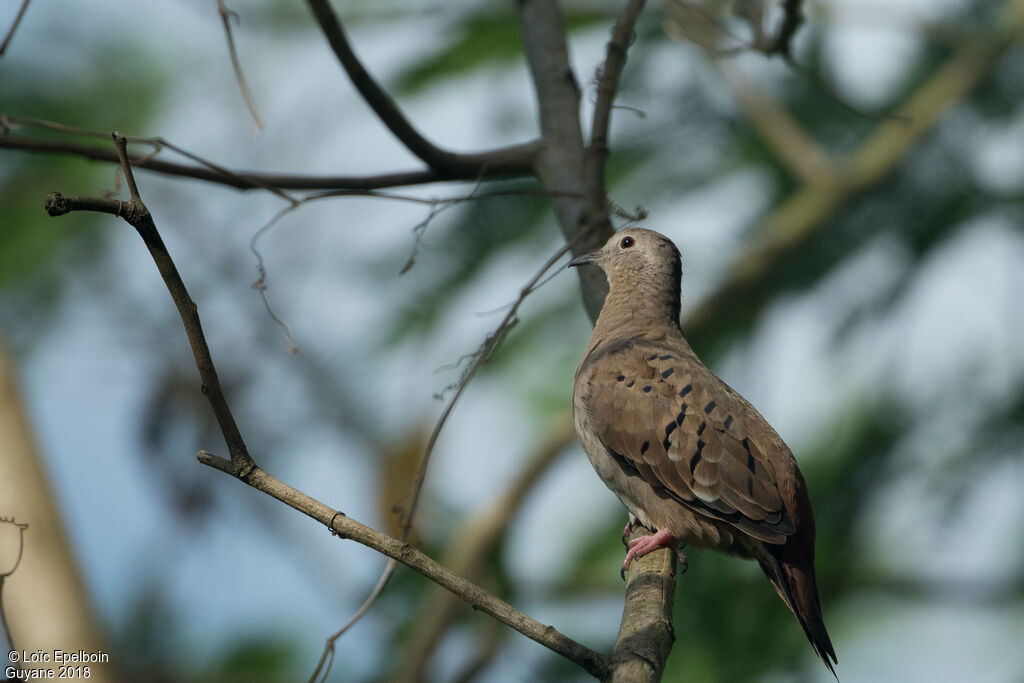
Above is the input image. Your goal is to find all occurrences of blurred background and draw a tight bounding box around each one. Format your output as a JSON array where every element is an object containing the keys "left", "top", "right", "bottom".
[{"left": 1, "top": 0, "right": 1023, "bottom": 681}]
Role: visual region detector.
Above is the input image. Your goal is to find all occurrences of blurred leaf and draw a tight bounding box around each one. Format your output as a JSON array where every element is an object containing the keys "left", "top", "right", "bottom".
[{"left": 393, "top": 9, "right": 612, "bottom": 96}]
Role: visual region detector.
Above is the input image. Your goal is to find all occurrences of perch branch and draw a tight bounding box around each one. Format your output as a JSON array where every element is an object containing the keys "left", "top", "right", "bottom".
[{"left": 608, "top": 528, "right": 676, "bottom": 683}]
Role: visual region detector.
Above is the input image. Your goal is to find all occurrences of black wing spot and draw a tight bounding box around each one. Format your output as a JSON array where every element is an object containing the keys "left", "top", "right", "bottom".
[
  {"left": 676, "top": 406, "right": 687, "bottom": 425},
  {"left": 704, "top": 401, "right": 716, "bottom": 414},
  {"left": 663, "top": 438, "right": 672, "bottom": 451},
  {"left": 616, "top": 374, "right": 625, "bottom": 382},
  {"left": 665, "top": 421, "right": 677, "bottom": 436},
  {"left": 647, "top": 354, "right": 658, "bottom": 361},
  {"left": 642, "top": 385, "right": 652, "bottom": 393},
  {"left": 747, "top": 476, "right": 754, "bottom": 496},
  {"left": 659, "top": 354, "right": 673, "bottom": 360},
  {"left": 689, "top": 439, "right": 706, "bottom": 473},
  {"left": 640, "top": 440, "right": 650, "bottom": 454},
  {"left": 661, "top": 367, "right": 674, "bottom": 378},
  {"left": 697, "top": 421, "right": 706, "bottom": 436},
  {"left": 723, "top": 415, "right": 733, "bottom": 429},
  {"left": 679, "top": 384, "right": 692, "bottom": 398},
  {"left": 626, "top": 380, "right": 635, "bottom": 388},
  {"left": 608, "top": 448, "right": 640, "bottom": 477},
  {"left": 742, "top": 438, "right": 756, "bottom": 474}
]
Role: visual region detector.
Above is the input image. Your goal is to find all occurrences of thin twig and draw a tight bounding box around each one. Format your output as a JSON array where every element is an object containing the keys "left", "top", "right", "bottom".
[
  {"left": 242, "top": 181, "right": 581, "bottom": 351},
  {"left": 311, "top": 234, "right": 587, "bottom": 681},
  {"left": 216, "top": 0, "right": 265, "bottom": 130},
  {"left": 395, "top": 423, "right": 576, "bottom": 680},
  {"left": 589, "top": 0, "right": 647, "bottom": 181},
  {"left": 0, "top": 518, "right": 29, "bottom": 657},
  {"left": 0, "top": 0, "right": 31, "bottom": 57}
]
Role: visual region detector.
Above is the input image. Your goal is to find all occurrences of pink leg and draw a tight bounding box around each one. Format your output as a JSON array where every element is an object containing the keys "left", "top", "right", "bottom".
[{"left": 620, "top": 528, "right": 688, "bottom": 579}]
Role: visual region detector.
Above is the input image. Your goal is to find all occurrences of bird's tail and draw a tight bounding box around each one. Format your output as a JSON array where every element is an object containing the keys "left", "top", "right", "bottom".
[{"left": 759, "top": 553, "right": 838, "bottom": 680}]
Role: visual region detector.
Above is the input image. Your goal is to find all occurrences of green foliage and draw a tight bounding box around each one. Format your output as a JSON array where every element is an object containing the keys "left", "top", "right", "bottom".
[{"left": 393, "top": 9, "right": 612, "bottom": 96}]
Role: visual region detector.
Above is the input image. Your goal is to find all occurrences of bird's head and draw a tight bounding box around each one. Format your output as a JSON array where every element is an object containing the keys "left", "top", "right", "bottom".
[{"left": 568, "top": 228, "right": 682, "bottom": 289}]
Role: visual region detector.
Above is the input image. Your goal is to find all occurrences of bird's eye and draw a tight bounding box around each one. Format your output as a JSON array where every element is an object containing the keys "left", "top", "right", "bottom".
[{"left": 620, "top": 236, "right": 635, "bottom": 249}]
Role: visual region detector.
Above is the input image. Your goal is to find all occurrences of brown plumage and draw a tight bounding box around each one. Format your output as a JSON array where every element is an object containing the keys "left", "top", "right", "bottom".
[{"left": 570, "top": 228, "right": 837, "bottom": 676}]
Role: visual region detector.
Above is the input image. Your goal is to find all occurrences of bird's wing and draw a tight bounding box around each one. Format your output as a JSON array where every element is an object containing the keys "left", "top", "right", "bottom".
[{"left": 578, "top": 337, "right": 795, "bottom": 543}]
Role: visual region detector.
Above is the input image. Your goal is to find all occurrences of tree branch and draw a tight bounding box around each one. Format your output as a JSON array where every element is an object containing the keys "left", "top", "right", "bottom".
[
  {"left": 587, "top": 0, "right": 646, "bottom": 198},
  {"left": 395, "top": 422, "right": 576, "bottom": 680},
  {"left": 197, "top": 451, "right": 609, "bottom": 679},
  {"left": 45, "top": 134, "right": 255, "bottom": 475},
  {"left": 0, "top": 0, "right": 31, "bottom": 57},
  {"left": 304, "top": 0, "right": 540, "bottom": 177},
  {"left": 608, "top": 529, "right": 676, "bottom": 683},
  {"left": 0, "top": 134, "right": 507, "bottom": 191},
  {"left": 43, "top": 132, "right": 610, "bottom": 680},
  {"left": 518, "top": 0, "right": 612, "bottom": 321}
]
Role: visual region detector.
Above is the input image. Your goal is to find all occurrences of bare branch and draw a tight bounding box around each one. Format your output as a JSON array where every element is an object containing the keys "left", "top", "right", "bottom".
[
  {"left": 396, "top": 422, "right": 576, "bottom": 679},
  {"left": 518, "top": 0, "right": 613, "bottom": 321},
  {"left": 608, "top": 529, "right": 677, "bottom": 682},
  {"left": 216, "top": 0, "right": 265, "bottom": 130},
  {"left": 0, "top": 120, "right": 529, "bottom": 192},
  {"left": 196, "top": 451, "right": 610, "bottom": 679},
  {"left": 44, "top": 135, "right": 609, "bottom": 679},
  {"left": 314, "top": 231, "right": 586, "bottom": 673},
  {"left": 0, "top": 0, "right": 31, "bottom": 57},
  {"left": 303, "top": 0, "right": 540, "bottom": 177},
  {"left": 45, "top": 133, "right": 254, "bottom": 476},
  {"left": 588, "top": 0, "right": 647, "bottom": 193}
]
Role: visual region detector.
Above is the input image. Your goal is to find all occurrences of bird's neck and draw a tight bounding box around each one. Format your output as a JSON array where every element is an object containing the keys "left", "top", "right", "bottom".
[{"left": 591, "top": 273, "right": 683, "bottom": 341}]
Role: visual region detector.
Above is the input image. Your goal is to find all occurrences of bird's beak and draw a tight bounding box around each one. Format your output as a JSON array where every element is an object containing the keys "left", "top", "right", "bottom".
[{"left": 568, "top": 250, "right": 601, "bottom": 268}]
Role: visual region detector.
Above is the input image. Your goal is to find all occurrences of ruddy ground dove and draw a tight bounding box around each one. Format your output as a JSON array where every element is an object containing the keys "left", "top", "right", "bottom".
[{"left": 570, "top": 228, "right": 837, "bottom": 676}]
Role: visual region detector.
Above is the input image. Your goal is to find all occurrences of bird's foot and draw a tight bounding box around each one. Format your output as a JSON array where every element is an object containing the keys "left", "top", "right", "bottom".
[
  {"left": 620, "top": 519, "right": 637, "bottom": 546},
  {"left": 620, "top": 528, "right": 688, "bottom": 580}
]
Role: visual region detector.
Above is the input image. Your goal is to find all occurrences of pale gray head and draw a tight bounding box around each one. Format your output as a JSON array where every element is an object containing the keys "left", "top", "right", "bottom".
[
  {"left": 569, "top": 228, "right": 683, "bottom": 326},
  {"left": 569, "top": 228, "right": 682, "bottom": 288}
]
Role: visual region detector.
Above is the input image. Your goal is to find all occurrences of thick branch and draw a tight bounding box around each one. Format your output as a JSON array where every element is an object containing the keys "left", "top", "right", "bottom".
[
  {"left": 518, "top": 0, "right": 612, "bottom": 321},
  {"left": 304, "top": 0, "right": 539, "bottom": 177},
  {"left": 608, "top": 530, "right": 676, "bottom": 683}
]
